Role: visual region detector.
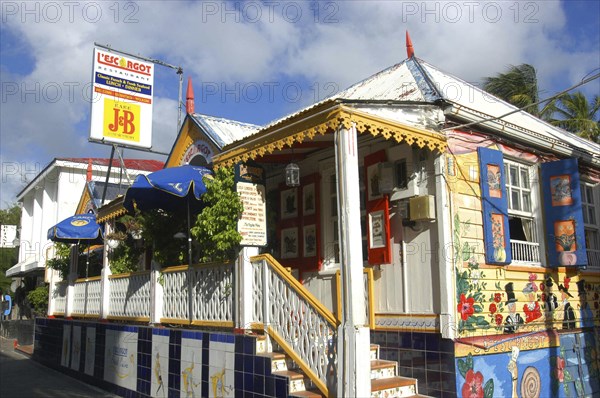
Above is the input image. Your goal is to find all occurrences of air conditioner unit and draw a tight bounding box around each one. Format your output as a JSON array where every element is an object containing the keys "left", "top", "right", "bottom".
[{"left": 409, "top": 195, "right": 435, "bottom": 221}]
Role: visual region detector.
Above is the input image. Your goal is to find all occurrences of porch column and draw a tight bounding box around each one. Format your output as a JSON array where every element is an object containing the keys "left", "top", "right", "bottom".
[
  {"left": 99, "top": 222, "right": 112, "bottom": 319},
  {"left": 47, "top": 268, "right": 58, "bottom": 316},
  {"left": 435, "top": 153, "right": 457, "bottom": 339},
  {"left": 150, "top": 261, "right": 164, "bottom": 324},
  {"left": 64, "top": 245, "right": 78, "bottom": 318},
  {"left": 334, "top": 124, "right": 371, "bottom": 397},
  {"left": 237, "top": 246, "right": 258, "bottom": 330}
]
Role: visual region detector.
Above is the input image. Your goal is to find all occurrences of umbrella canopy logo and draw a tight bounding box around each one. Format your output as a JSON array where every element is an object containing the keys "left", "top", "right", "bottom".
[{"left": 71, "top": 219, "right": 90, "bottom": 227}]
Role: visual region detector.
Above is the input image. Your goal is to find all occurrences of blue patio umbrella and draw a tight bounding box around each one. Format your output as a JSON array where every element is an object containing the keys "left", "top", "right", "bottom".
[
  {"left": 123, "top": 165, "right": 212, "bottom": 266},
  {"left": 47, "top": 213, "right": 104, "bottom": 279},
  {"left": 47, "top": 213, "right": 104, "bottom": 244}
]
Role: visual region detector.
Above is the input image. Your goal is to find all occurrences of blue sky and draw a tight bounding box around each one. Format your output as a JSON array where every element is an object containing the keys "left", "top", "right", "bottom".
[{"left": 1, "top": 1, "right": 599, "bottom": 208}]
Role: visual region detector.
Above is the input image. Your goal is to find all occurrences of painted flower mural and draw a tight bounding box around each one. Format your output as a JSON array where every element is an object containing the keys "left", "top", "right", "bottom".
[
  {"left": 459, "top": 294, "right": 476, "bottom": 321},
  {"left": 458, "top": 354, "right": 494, "bottom": 398},
  {"left": 454, "top": 214, "right": 490, "bottom": 331}
]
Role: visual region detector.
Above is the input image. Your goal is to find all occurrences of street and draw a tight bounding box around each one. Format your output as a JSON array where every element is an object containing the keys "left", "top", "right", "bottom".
[{"left": 0, "top": 337, "right": 116, "bottom": 398}]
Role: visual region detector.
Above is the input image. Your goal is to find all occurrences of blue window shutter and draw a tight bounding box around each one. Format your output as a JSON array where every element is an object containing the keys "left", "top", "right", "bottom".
[
  {"left": 541, "top": 159, "right": 587, "bottom": 267},
  {"left": 478, "top": 147, "right": 511, "bottom": 264}
]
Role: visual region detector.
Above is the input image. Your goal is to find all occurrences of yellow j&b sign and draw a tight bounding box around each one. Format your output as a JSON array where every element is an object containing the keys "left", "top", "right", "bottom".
[{"left": 103, "top": 99, "right": 141, "bottom": 142}]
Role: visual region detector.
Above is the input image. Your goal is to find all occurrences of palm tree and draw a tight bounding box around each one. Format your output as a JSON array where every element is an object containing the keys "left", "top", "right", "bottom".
[
  {"left": 551, "top": 92, "right": 600, "bottom": 143},
  {"left": 482, "top": 64, "right": 554, "bottom": 120}
]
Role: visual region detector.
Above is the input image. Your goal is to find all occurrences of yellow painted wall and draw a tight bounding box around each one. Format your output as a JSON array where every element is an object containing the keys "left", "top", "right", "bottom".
[{"left": 449, "top": 148, "right": 600, "bottom": 338}]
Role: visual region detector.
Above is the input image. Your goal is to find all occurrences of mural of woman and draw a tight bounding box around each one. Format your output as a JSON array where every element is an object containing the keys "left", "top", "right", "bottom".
[
  {"left": 558, "top": 284, "right": 575, "bottom": 329},
  {"left": 522, "top": 282, "right": 542, "bottom": 323},
  {"left": 504, "top": 283, "right": 524, "bottom": 334}
]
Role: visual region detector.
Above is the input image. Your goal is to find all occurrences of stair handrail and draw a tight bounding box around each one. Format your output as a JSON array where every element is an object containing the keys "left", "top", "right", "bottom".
[{"left": 251, "top": 254, "right": 338, "bottom": 397}]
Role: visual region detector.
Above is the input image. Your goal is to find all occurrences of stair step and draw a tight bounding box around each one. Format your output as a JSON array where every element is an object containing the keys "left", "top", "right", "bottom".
[
  {"left": 370, "top": 344, "right": 380, "bottom": 360},
  {"left": 273, "top": 370, "right": 306, "bottom": 393},
  {"left": 371, "top": 376, "right": 417, "bottom": 397},
  {"left": 255, "top": 335, "right": 267, "bottom": 353},
  {"left": 370, "top": 359, "right": 397, "bottom": 379},
  {"left": 289, "top": 389, "right": 323, "bottom": 397}
]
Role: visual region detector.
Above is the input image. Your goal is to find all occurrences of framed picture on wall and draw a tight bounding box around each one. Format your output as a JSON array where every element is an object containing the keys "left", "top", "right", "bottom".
[
  {"left": 281, "top": 227, "right": 298, "bottom": 259},
  {"left": 281, "top": 188, "right": 298, "bottom": 219},
  {"left": 367, "top": 163, "right": 383, "bottom": 201},
  {"left": 303, "top": 183, "right": 316, "bottom": 216},
  {"left": 369, "top": 210, "right": 386, "bottom": 249},
  {"left": 303, "top": 224, "right": 317, "bottom": 257}
]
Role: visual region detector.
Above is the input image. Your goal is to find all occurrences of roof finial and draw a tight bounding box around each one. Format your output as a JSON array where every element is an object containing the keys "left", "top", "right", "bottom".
[
  {"left": 186, "top": 77, "right": 195, "bottom": 114},
  {"left": 86, "top": 158, "right": 92, "bottom": 182},
  {"left": 406, "top": 31, "right": 415, "bottom": 58}
]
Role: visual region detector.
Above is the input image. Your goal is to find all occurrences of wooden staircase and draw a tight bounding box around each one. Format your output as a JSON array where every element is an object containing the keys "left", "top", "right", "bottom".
[{"left": 255, "top": 336, "right": 432, "bottom": 397}]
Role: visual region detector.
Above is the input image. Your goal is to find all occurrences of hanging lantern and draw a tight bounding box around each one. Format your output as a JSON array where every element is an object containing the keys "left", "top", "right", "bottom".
[{"left": 285, "top": 163, "right": 300, "bottom": 187}]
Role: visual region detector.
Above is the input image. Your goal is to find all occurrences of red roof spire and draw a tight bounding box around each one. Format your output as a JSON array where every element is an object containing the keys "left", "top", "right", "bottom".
[
  {"left": 186, "top": 77, "right": 195, "bottom": 114},
  {"left": 86, "top": 158, "right": 93, "bottom": 182},
  {"left": 406, "top": 31, "right": 415, "bottom": 58}
]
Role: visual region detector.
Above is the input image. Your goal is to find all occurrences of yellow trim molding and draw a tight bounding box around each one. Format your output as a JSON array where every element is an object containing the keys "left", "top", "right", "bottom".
[
  {"left": 214, "top": 105, "right": 447, "bottom": 168},
  {"left": 190, "top": 320, "right": 234, "bottom": 328},
  {"left": 96, "top": 196, "right": 127, "bottom": 223}
]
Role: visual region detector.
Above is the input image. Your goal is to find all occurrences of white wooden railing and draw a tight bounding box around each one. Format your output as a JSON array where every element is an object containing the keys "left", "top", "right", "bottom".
[
  {"left": 72, "top": 278, "right": 101, "bottom": 316},
  {"left": 53, "top": 281, "right": 67, "bottom": 314},
  {"left": 108, "top": 271, "right": 151, "bottom": 320},
  {"left": 251, "top": 254, "right": 337, "bottom": 397},
  {"left": 160, "top": 263, "right": 234, "bottom": 326},
  {"left": 191, "top": 263, "right": 234, "bottom": 326},
  {"left": 510, "top": 239, "right": 541, "bottom": 264}
]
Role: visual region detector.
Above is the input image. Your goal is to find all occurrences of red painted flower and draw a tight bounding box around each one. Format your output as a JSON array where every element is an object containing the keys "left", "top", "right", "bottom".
[
  {"left": 564, "top": 277, "right": 571, "bottom": 290},
  {"left": 541, "top": 293, "right": 547, "bottom": 302},
  {"left": 495, "top": 314, "right": 503, "bottom": 325},
  {"left": 489, "top": 303, "right": 497, "bottom": 314},
  {"left": 556, "top": 357, "right": 566, "bottom": 382},
  {"left": 462, "top": 369, "right": 484, "bottom": 398},
  {"left": 458, "top": 294, "right": 475, "bottom": 321},
  {"left": 540, "top": 282, "right": 545, "bottom": 291},
  {"left": 494, "top": 293, "right": 502, "bottom": 303},
  {"left": 529, "top": 273, "right": 538, "bottom": 282}
]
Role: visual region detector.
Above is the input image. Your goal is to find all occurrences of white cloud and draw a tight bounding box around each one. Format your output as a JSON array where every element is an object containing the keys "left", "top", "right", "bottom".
[{"left": 1, "top": 1, "right": 598, "bottom": 207}]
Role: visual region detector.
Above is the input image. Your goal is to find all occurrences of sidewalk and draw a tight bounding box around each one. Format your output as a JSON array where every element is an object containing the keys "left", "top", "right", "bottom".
[{"left": 0, "top": 336, "right": 117, "bottom": 398}]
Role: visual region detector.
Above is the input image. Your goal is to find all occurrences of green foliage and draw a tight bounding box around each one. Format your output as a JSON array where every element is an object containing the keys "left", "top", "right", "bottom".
[
  {"left": 191, "top": 167, "right": 243, "bottom": 263},
  {"left": 551, "top": 92, "right": 600, "bottom": 142},
  {"left": 138, "top": 210, "right": 186, "bottom": 266},
  {"left": 0, "top": 204, "right": 21, "bottom": 225},
  {"left": 109, "top": 241, "right": 142, "bottom": 274},
  {"left": 26, "top": 285, "right": 49, "bottom": 315},
  {"left": 46, "top": 242, "right": 71, "bottom": 280}
]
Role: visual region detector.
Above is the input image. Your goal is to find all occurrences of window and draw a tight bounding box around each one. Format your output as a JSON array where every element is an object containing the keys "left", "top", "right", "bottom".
[
  {"left": 504, "top": 159, "right": 541, "bottom": 264},
  {"left": 582, "top": 182, "right": 600, "bottom": 268}
]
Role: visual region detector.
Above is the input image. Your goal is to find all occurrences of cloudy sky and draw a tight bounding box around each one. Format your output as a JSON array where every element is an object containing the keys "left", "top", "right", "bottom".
[{"left": 1, "top": 1, "right": 599, "bottom": 208}]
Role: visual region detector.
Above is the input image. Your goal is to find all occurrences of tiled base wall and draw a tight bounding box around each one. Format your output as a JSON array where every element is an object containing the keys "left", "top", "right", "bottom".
[
  {"left": 371, "top": 330, "right": 457, "bottom": 398},
  {"left": 34, "top": 318, "right": 290, "bottom": 398}
]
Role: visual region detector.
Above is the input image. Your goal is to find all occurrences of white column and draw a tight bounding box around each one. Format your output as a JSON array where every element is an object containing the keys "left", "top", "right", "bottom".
[
  {"left": 100, "top": 223, "right": 112, "bottom": 319},
  {"left": 47, "top": 268, "right": 58, "bottom": 316},
  {"left": 237, "top": 246, "right": 258, "bottom": 330},
  {"left": 335, "top": 125, "right": 371, "bottom": 397},
  {"left": 435, "top": 153, "right": 456, "bottom": 339},
  {"left": 64, "top": 245, "right": 78, "bottom": 318},
  {"left": 150, "top": 261, "right": 164, "bottom": 324}
]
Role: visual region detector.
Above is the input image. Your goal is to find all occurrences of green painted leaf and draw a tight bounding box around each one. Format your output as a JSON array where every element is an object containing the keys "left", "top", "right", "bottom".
[
  {"left": 466, "top": 353, "right": 473, "bottom": 371},
  {"left": 457, "top": 358, "right": 470, "bottom": 378},
  {"left": 484, "top": 378, "right": 494, "bottom": 398},
  {"left": 462, "top": 242, "right": 471, "bottom": 261}
]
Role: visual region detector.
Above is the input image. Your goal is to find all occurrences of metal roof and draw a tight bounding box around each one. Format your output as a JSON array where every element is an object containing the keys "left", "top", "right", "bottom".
[
  {"left": 222, "top": 57, "right": 599, "bottom": 159},
  {"left": 189, "top": 113, "right": 260, "bottom": 149}
]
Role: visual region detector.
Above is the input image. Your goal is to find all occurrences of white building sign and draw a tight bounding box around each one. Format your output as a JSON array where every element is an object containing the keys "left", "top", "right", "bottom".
[
  {"left": 90, "top": 47, "right": 154, "bottom": 149},
  {"left": 0, "top": 225, "right": 17, "bottom": 248}
]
